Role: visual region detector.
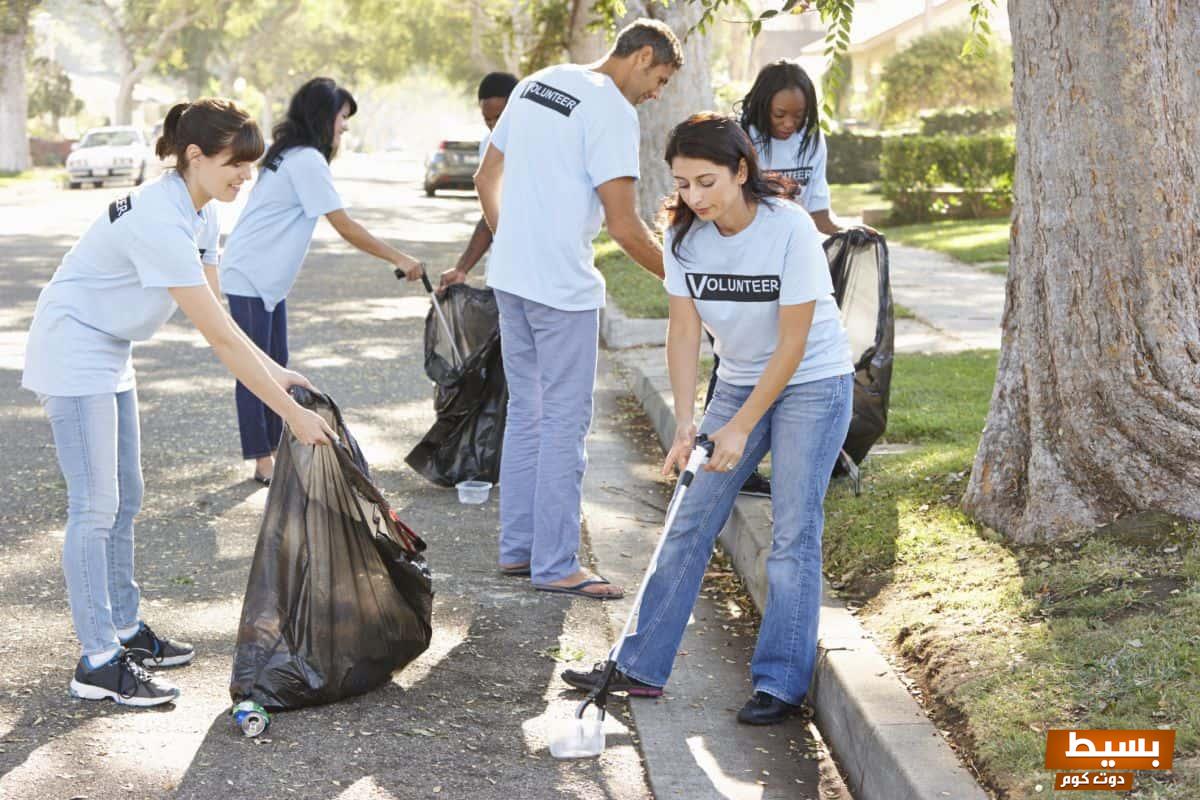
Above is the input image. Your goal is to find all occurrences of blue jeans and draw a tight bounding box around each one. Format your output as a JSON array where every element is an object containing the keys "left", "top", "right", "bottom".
[
  {"left": 494, "top": 289, "right": 599, "bottom": 583},
  {"left": 41, "top": 390, "right": 144, "bottom": 660},
  {"left": 617, "top": 373, "right": 853, "bottom": 705},
  {"left": 227, "top": 294, "right": 288, "bottom": 460}
]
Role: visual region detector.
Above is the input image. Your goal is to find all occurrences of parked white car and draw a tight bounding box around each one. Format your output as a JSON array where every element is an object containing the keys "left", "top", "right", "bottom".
[{"left": 66, "top": 126, "right": 158, "bottom": 189}]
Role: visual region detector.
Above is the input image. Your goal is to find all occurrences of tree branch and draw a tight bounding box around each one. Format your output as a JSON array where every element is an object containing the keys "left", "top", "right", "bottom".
[{"left": 128, "top": 6, "right": 204, "bottom": 84}]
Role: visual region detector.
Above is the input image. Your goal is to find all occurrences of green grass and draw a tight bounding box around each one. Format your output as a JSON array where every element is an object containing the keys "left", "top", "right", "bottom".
[
  {"left": 830, "top": 182, "right": 889, "bottom": 216},
  {"left": 883, "top": 217, "right": 1011, "bottom": 264},
  {"left": 594, "top": 233, "right": 669, "bottom": 318},
  {"left": 0, "top": 166, "right": 60, "bottom": 189},
  {"left": 825, "top": 351, "right": 1200, "bottom": 799}
]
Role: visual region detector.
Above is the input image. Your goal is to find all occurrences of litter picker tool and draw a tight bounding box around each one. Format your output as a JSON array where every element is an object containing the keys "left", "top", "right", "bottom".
[
  {"left": 548, "top": 434, "right": 715, "bottom": 759},
  {"left": 401, "top": 267, "right": 465, "bottom": 369}
]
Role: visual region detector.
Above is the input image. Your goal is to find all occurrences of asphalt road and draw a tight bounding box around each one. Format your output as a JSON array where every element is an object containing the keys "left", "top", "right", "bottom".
[{"left": 0, "top": 156, "right": 652, "bottom": 800}]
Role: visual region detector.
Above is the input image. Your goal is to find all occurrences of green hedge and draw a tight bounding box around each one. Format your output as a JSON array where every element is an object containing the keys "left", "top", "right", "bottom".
[
  {"left": 881, "top": 134, "right": 1014, "bottom": 222},
  {"left": 919, "top": 108, "right": 1013, "bottom": 136},
  {"left": 825, "top": 131, "right": 882, "bottom": 184}
]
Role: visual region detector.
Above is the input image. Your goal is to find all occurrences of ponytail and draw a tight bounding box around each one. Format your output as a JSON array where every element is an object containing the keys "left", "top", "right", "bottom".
[
  {"left": 155, "top": 102, "right": 189, "bottom": 160},
  {"left": 154, "top": 98, "right": 265, "bottom": 175}
]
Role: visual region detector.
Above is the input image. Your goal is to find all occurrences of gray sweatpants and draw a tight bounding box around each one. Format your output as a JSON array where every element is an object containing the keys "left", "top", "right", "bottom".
[{"left": 493, "top": 289, "right": 599, "bottom": 584}]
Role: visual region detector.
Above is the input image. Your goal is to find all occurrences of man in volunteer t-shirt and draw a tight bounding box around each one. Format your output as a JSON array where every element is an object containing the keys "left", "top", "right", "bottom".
[{"left": 474, "top": 19, "right": 682, "bottom": 600}]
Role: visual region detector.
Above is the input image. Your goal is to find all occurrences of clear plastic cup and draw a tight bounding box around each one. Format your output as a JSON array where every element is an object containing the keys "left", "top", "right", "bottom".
[
  {"left": 455, "top": 480, "right": 492, "bottom": 505},
  {"left": 548, "top": 716, "right": 604, "bottom": 759}
]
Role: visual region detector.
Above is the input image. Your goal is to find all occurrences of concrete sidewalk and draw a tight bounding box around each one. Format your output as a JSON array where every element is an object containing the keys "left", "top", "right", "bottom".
[
  {"left": 579, "top": 352, "right": 853, "bottom": 800},
  {"left": 888, "top": 242, "right": 1006, "bottom": 353},
  {"left": 590, "top": 235, "right": 1003, "bottom": 800},
  {"left": 611, "top": 348, "right": 990, "bottom": 800}
]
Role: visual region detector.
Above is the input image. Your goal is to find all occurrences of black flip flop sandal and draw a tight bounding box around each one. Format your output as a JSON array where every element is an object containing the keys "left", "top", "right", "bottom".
[{"left": 533, "top": 578, "right": 624, "bottom": 600}]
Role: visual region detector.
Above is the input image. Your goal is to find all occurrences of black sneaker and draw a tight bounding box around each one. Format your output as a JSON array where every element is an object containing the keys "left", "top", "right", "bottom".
[
  {"left": 122, "top": 622, "right": 194, "bottom": 668},
  {"left": 561, "top": 662, "right": 663, "bottom": 697},
  {"left": 738, "top": 472, "right": 772, "bottom": 498},
  {"left": 69, "top": 650, "right": 180, "bottom": 707},
  {"left": 737, "top": 691, "right": 802, "bottom": 725}
]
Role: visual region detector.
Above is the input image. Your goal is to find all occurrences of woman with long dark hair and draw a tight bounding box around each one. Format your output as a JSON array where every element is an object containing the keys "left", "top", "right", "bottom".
[
  {"left": 220, "top": 77, "right": 423, "bottom": 484},
  {"left": 718, "top": 59, "right": 854, "bottom": 499},
  {"left": 562, "top": 113, "right": 853, "bottom": 725},
  {"left": 737, "top": 59, "right": 841, "bottom": 236},
  {"left": 22, "top": 98, "right": 335, "bottom": 707}
]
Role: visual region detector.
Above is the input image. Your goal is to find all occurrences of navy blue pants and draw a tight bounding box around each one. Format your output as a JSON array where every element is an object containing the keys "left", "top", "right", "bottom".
[{"left": 227, "top": 295, "right": 288, "bottom": 460}]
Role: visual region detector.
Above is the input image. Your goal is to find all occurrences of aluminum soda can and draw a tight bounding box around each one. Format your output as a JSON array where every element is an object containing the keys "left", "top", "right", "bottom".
[{"left": 231, "top": 700, "right": 269, "bottom": 737}]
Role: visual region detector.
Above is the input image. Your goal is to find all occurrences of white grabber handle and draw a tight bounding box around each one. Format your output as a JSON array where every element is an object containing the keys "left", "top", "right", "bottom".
[
  {"left": 609, "top": 434, "right": 715, "bottom": 662},
  {"left": 410, "top": 268, "right": 466, "bottom": 368}
]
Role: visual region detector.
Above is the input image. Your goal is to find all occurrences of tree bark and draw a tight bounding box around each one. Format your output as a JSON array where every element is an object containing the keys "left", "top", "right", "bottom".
[
  {"left": 566, "top": 0, "right": 606, "bottom": 63},
  {"left": 623, "top": 1, "right": 713, "bottom": 224},
  {"left": 961, "top": 0, "right": 1200, "bottom": 542},
  {"left": 0, "top": 16, "right": 32, "bottom": 172}
]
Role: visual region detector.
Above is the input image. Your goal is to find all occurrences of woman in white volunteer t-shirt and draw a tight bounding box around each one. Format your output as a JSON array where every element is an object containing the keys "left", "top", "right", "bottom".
[
  {"left": 220, "top": 77, "right": 423, "bottom": 485},
  {"left": 737, "top": 59, "right": 842, "bottom": 235},
  {"left": 562, "top": 113, "right": 854, "bottom": 726},
  {"left": 22, "top": 99, "right": 335, "bottom": 708}
]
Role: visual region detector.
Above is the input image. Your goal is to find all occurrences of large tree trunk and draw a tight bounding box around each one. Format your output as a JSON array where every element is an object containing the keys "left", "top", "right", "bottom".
[
  {"left": 0, "top": 22, "right": 32, "bottom": 172},
  {"left": 961, "top": 0, "right": 1200, "bottom": 543},
  {"left": 624, "top": 2, "right": 713, "bottom": 224}
]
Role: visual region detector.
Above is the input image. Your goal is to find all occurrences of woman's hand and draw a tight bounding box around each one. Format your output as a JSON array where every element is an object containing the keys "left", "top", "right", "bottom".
[
  {"left": 393, "top": 253, "right": 423, "bottom": 281},
  {"left": 275, "top": 367, "right": 315, "bottom": 392},
  {"left": 661, "top": 421, "right": 698, "bottom": 476},
  {"left": 286, "top": 407, "right": 335, "bottom": 446},
  {"left": 704, "top": 421, "right": 750, "bottom": 473}
]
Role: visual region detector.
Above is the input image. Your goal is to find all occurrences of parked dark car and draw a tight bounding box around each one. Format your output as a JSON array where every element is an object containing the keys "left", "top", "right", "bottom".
[{"left": 423, "top": 140, "right": 481, "bottom": 197}]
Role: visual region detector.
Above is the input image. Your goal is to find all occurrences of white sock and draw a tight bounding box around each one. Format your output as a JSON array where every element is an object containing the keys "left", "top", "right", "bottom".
[
  {"left": 85, "top": 647, "right": 120, "bottom": 670},
  {"left": 117, "top": 623, "right": 141, "bottom": 642}
]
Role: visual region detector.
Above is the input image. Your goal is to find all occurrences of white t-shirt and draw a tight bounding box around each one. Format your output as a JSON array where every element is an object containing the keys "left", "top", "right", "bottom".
[
  {"left": 747, "top": 125, "right": 831, "bottom": 214},
  {"left": 220, "top": 146, "right": 344, "bottom": 311},
  {"left": 663, "top": 198, "right": 852, "bottom": 387},
  {"left": 22, "top": 171, "right": 215, "bottom": 396},
  {"left": 486, "top": 64, "right": 640, "bottom": 311}
]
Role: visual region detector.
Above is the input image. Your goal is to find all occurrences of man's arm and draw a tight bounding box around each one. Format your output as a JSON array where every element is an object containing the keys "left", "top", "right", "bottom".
[
  {"left": 596, "top": 177, "right": 663, "bottom": 279},
  {"left": 474, "top": 145, "right": 504, "bottom": 234},
  {"left": 441, "top": 216, "right": 494, "bottom": 289}
]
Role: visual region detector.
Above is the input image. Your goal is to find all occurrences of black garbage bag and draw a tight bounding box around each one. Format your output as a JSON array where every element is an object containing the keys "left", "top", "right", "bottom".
[
  {"left": 405, "top": 283, "right": 507, "bottom": 486},
  {"left": 230, "top": 388, "right": 433, "bottom": 712},
  {"left": 824, "top": 229, "right": 894, "bottom": 466}
]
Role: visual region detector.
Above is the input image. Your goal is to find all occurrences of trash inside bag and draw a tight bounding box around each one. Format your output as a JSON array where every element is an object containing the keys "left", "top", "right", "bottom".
[
  {"left": 406, "top": 283, "right": 507, "bottom": 486},
  {"left": 230, "top": 388, "right": 433, "bottom": 712},
  {"left": 824, "top": 229, "right": 894, "bottom": 466}
]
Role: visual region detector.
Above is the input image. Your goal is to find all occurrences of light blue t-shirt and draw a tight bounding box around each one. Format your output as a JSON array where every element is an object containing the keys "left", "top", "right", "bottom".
[
  {"left": 22, "top": 171, "right": 216, "bottom": 396},
  {"left": 663, "top": 198, "right": 852, "bottom": 387},
  {"left": 748, "top": 125, "right": 831, "bottom": 214},
  {"left": 220, "top": 146, "right": 344, "bottom": 311},
  {"left": 486, "top": 64, "right": 640, "bottom": 311}
]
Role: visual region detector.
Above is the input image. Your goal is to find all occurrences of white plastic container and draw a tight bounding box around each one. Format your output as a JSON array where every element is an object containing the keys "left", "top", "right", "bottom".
[
  {"left": 455, "top": 480, "right": 493, "bottom": 505},
  {"left": 548, "top": 715, "right": 605, "bottom": 759}
]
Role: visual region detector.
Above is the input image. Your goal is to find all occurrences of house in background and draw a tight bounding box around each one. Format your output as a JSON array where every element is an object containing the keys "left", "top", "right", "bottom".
[{"left": 743, "top": 0, "right": 1011, "bottom": 123}]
